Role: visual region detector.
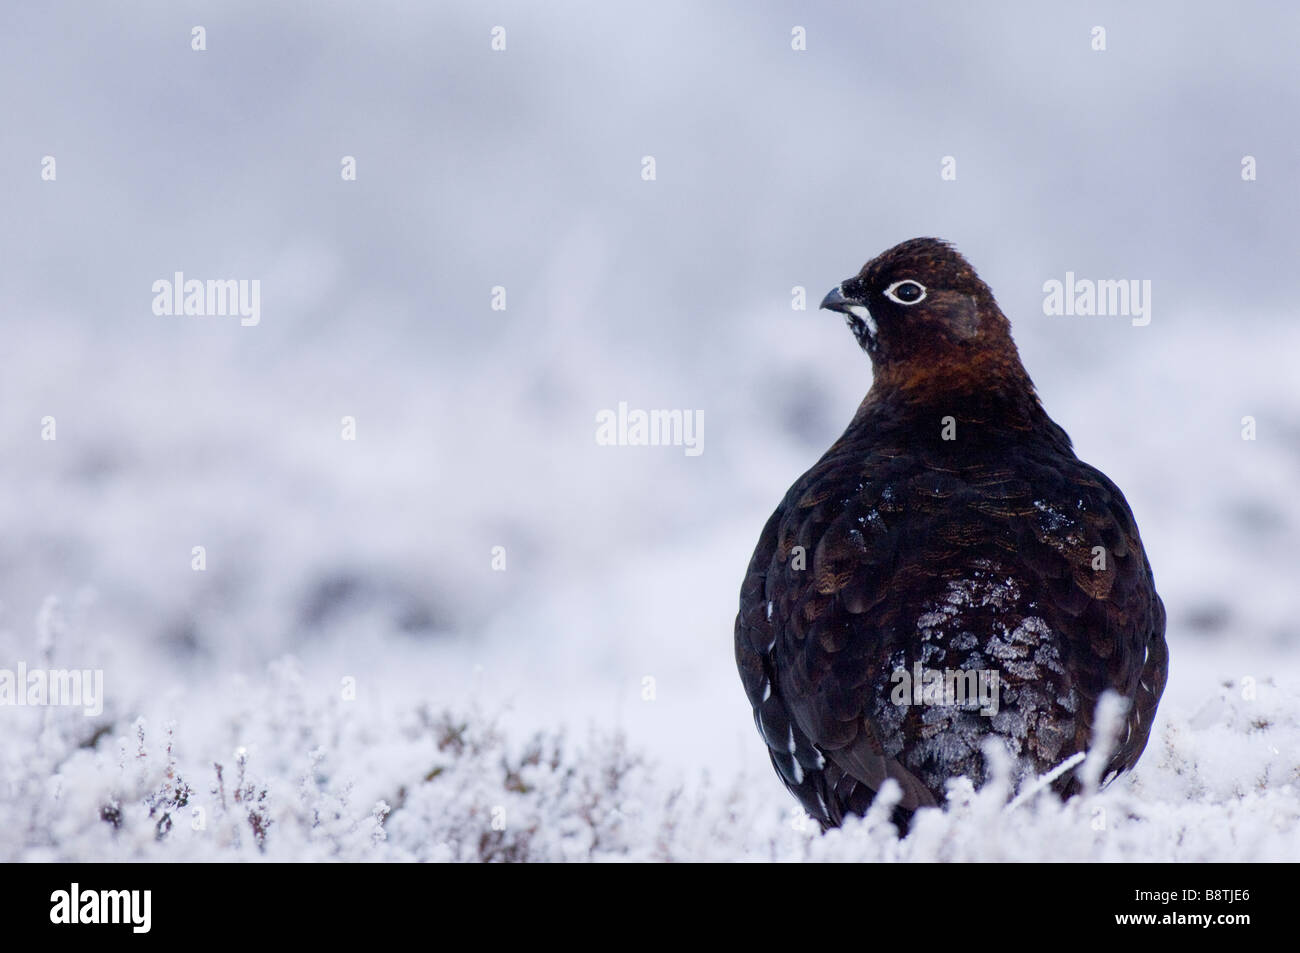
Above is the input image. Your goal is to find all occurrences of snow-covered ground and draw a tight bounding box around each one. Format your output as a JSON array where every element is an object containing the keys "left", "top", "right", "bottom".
[{"left": 3, "top": 608, "right": 1298, "bottom": 861}]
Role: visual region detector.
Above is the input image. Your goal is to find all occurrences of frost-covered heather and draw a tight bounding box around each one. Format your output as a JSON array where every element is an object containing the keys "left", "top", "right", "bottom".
[{"left": 3, "top": 616, "right": 1297, "bottom": 862}]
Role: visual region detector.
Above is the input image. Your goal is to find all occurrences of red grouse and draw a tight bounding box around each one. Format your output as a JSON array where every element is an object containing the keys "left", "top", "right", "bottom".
[{"left": 735, "top": 238, "right": 1167, "bottom": 829}]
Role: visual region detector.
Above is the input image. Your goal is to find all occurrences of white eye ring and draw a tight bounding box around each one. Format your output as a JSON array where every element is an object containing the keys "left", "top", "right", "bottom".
[{"left": 884, "top": 279, "right": 927, "bottom": 306}]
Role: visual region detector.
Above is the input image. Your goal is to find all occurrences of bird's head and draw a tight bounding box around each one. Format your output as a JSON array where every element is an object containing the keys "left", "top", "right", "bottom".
[{"left": 820, "top": 239, "right": 1021, "bottom": 390}]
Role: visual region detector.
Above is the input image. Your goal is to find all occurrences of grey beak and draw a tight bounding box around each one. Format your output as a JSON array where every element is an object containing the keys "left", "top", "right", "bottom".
[
  {"left": 820, "top": 284, "right": 862, "bottom": 314},
  {"left": 820, "top": 285, "right": 846, "bottom": 311}
]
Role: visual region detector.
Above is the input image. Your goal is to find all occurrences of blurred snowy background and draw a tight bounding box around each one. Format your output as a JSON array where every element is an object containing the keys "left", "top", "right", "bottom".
[{"left": 2, "top": 1, "right": 1298, "bottom": 860}]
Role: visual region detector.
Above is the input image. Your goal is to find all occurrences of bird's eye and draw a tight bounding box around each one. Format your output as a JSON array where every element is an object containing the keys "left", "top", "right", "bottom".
[{"left": 884, "top": 280, "right": 926, "bottom": 305}]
